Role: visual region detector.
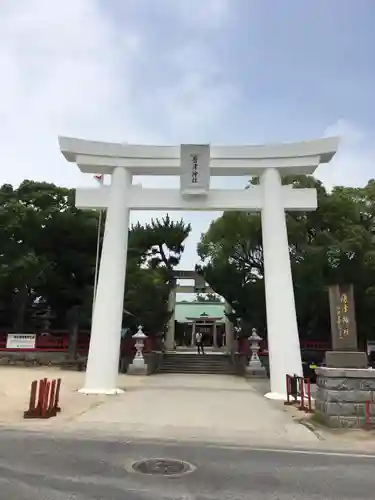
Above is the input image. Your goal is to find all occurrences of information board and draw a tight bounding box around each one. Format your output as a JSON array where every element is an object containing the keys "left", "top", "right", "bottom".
[{"left": 6, "top": 333, "right": 36, "bottom": 349}]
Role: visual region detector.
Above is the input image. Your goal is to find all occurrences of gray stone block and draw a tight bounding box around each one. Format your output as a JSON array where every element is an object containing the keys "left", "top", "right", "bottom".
[
  {"left": 325, "top": 351, "right": 368, "bottom": 369},
  {"left": 316, "top": 387, "right": 374, "bottom": 403},
  {"left": 316, "top": 376, "right": 359, "bottom": 391},
  {"left": 316, "top": 367, "right": 375, "bottom": 379},
  {"left": 314, "top": 367, "right": 375, "bottom": 428},
  {"left": 317, "top": 401, "right": 367, "bottom": 417},
  {"left": 245, "top": 362, "right": 267, "bottom": 378},
  {"left": 323, "top": 415, "right": 366, "bottom": 429},
  {"left": 359, "top": 379, "right": 375, "bottom": 391},
  {"left": 127, "top": 358, "right": 148, "bottom": 375}
]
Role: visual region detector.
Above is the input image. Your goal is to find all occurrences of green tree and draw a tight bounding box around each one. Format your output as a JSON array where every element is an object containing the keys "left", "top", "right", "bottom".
[
  {"left": 129, "top": 215, "right": 191, "bottom": 272},
  {"left": 195, "top": 292, "right": 222, "bottom": 302},
  {"left": 125, "top": 215, "right": 191, "bottom": 334},
  {"left": 0, "top": 181, "right": 93, "bottom": 330},
  {"left": 0, "top": 180, "right": 191, "bottom": 341},
  {"left": 0, "top": 179, "right": 99, "bottom": 353},
  {"left": 198, "top": 176, "right": 375, "bottom": 341}
]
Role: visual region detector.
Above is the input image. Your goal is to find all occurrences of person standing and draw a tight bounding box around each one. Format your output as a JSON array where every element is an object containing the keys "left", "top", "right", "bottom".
[{"left": 195, "top": 331, "right": 204, "bottom": 355}]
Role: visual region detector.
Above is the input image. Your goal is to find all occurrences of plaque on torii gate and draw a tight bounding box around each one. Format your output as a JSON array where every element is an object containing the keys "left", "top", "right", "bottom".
[
  {"left": 59, "top": 136, "right": 339, "bottom": 398},
  {"left": 180, "top": 144, "right": 210, "bottom": 197}
]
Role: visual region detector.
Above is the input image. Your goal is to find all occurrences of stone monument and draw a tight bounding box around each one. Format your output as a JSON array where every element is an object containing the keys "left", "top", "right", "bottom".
[
  {"left": 245, "top": 328, "right": 267, "bottom": 377},
  {"left": 315, "top": 284, "right": 373, "bottom": 428},
  {"left": 326, "top": 284, "right": 367, "bottom": 368}
]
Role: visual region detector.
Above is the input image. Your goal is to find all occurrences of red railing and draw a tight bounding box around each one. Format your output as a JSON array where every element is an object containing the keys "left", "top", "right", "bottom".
[
  {"left": 0, "top": 331, "right": 328, "bottom": 356},
  {"left": 285, "top": 374, "right": 313, "bottom": 413},
  {"left": 237, "top": 338, "right": 329, "bottom": 355},
  {"left": 0, "top": 333, "right": 156, "bottom": 355},
  {"left": 0, "top": 335, "right": 87, "bottom": 352},
  {"left": 24, "top": 377, "right": 62, "bottom": 419},
  {"left": 301, "top": 340, "right": 330, "bottom": 350}
]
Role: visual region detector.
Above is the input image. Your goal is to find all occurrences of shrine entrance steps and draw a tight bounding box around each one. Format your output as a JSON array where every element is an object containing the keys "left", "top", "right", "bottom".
[{"left": 159, "top": 352, "right": 235, "bottom": 375}]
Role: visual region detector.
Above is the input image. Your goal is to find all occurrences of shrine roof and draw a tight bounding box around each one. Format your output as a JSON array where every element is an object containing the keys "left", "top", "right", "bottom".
[{"left": 175, "top": 301, "right": 226, "bottom": 323}]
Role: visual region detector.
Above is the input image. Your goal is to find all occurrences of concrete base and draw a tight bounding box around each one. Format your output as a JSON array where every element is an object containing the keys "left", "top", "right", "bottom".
[
  {"left": 264, "top": 392, "right": 286, "bottom": 401},
  {"left": 78, "top": 388, "right": 124, "bottom": 395},
  {"left": 245, "top": 361, "right": 267, "bottom": 378},
  {"left": 325, "top": 351, "right": 368, "bottom": 369},
  {"left": 315, "top": 366, "right": 375, "bottom": 428},
  {"left": 127, "top": 358, "right": 148, "bottom": 375}
]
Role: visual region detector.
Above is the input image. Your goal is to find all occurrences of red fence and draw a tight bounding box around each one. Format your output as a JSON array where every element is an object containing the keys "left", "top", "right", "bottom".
[
  {"left": 285, "top": 374, "right": 313, "bottom": 413},
  {"left": 237, "top": 337, "right": 330, "bottom": 354},
  {"left": 24, "top": 377, "right": 62, "bottom": 419},
  {"left": 0, "top": 333, "right": 156, "bottom": 356},
  {"left": 0, "top": 332, "right": 328, "bottom": 355}
]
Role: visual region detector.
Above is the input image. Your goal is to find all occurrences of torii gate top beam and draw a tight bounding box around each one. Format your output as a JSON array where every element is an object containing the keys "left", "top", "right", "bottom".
[
  {"left": 59, "top": 136, "right": 338, "bottom": 176},
  {"left": 75, "top": 185, "right": 318, "bottom": 211}
]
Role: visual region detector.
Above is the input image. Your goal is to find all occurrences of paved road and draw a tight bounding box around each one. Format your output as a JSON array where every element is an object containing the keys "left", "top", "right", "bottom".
[{"left": 0, "top": 430, "right": 374, "bottom": 499}]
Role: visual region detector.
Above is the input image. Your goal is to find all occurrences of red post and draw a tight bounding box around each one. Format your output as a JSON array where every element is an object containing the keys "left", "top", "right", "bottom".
[
  {"left": 306, "top": 378, "right": 312, "bottom": 412},
  {"left": 365, "top": 400, "right": 370, "bottom": 429},
  {"left": 23, "top": 380, "right": 38, "bottom": 418},
  {"left": 285, "top": 375, "right": 291, "bottom": 405},
  {"left": 29, "top": 380, "right": 37, "bottom": 411},
  {"left": 37, "top": 378, "right": 47, "bottom": 411},
  {"left": 24, "top": 378, "right": 62, "bottom": 419},
  {"left": 54, "top": 378, "right": 62, "bottom": 413},
  {"left": 299, "top": 376, "right": 305, "bottom": 411},
  {"left": 41, "top": 381, "right": 50, "bottom": 418},
  {"left": 48, "top": 379, "right": 56, "bottom": 416}
]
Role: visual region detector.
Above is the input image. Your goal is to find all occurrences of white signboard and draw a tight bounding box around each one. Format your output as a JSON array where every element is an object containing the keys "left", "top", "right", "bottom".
[
  {"left": 6, "top": 333, "right": 36, "bottom": 349},
  {"left": 180, "top": 144, "right": 210, "bottom": 196}
]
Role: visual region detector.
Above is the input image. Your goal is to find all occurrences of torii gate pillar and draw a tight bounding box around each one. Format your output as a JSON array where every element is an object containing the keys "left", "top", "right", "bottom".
[
  {"left": 83, "top": 167, "right": 131, "bottom": 394},
  {"left": 260, "top": 168, "right": 302, "bottom": 399},
  {"left": 59, "top": 136, "right": 338, "bottom": 398}
]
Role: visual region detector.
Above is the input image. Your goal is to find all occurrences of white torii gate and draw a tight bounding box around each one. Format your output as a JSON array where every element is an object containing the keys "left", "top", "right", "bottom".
[{"left": 59, "top": 136, "right": 338, "bottom": 399}]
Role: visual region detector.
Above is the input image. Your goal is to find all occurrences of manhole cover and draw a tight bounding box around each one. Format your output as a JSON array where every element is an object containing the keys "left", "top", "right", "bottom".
[{"left": 132, "top": 458, "right": 194, "bottom": 476}]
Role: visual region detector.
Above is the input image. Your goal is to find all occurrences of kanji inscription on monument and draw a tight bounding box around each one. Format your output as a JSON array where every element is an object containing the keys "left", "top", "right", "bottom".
[{"left": 328, "top": 284, "right": 357, "bottom": 351}]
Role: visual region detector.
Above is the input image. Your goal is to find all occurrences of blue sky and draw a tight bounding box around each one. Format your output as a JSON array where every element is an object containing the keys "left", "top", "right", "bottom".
[{"left": 1, "top": 0, "right": 374, "bottom": 274}]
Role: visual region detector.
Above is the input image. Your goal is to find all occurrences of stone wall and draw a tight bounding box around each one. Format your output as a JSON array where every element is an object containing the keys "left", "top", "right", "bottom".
[
  {"left": 0, "top": 350, "right": 163, "bottom": 374},
  {"left": 315, "top": 366, "right": 375, "bottom": 428},
  {"left": 0, "top": 351, "right": 68, "bottom": 366}
]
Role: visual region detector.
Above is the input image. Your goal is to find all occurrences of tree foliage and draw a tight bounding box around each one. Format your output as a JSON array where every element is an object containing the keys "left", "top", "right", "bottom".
[
  {"left": 195, "top": 292, "right": 222, "bottom": 303},
  {"left": 129, "top": 215, "right": 191, "bottom": 272},
  {"left": 0, "top": 181, "right": 191, "bottom": 336},
  {"left": 197, "top": 176, "right": 375, "bottom": 341}
]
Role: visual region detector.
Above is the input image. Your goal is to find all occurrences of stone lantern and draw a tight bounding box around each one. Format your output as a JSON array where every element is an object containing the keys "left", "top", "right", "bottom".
[
  {"left": 128, "top": 325, "right": 148, "bottom": 375},
  {"left": 246, "top": 328, "right": 267, "bottom": 377}
]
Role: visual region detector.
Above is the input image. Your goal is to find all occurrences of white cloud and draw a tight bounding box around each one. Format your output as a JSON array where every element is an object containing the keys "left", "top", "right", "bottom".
[
  {"left": 316, "top": 119, "right": 375, "bottom": 188},
  {"left": 158, "top": 43, "right": 237, "bottom": 140},
  {"left": 0, "top": 0, "right": 237, "bottom": 273},
  {"left": 0, "top": 0, "right": 146, "bottom": 188},
  {"left": 0, "top": 0, "right": 236, "bottom": 185},
  {"left": 165, "top": 0, "right": 231, "bottom": 30},
  {"left": 8, "top": 1, "right": 372, "bottom": 277}
]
